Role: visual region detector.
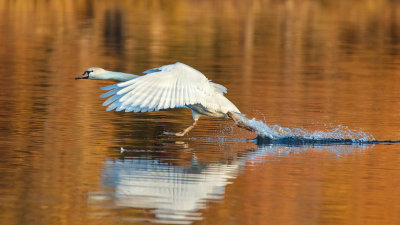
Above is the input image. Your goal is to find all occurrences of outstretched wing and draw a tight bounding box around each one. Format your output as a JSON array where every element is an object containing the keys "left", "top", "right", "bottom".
[
  {"left": 99, "top": 62, "right": 240, "bottom": 113},
  {"left": 144, "top": 64, "right": 227, "bottom": 94}
]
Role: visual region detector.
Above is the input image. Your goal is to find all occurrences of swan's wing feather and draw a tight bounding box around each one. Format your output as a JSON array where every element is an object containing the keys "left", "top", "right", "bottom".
[
  {"left": 142, "top": 64, "right": 171, "bottom": 74},
  {"left": 143, "top": 68, "right": 161, "bottom": 74},
  {"left": 100, "top": 88, "right": 120, "bottom": 98},
  {"left": 210, "top": 82, "right": 227, "bottom": 94},
  {"left": 100, "top": 83, "right": 119, "bottom": 91},
  {"left": 102, "top": 93, "right": 121, "bottom": 106},
  {"left": 101, "top": 62, "right": 240, "bottom": 113}
]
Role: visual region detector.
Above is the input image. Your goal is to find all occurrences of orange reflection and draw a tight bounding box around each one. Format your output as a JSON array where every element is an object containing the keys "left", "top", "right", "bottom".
[{"left": 0, "top": 0, "right": 399, "bottom": 225}]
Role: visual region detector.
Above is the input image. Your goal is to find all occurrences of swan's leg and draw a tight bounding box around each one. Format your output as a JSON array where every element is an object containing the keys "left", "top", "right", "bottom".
[
  {"left": 164, "top": 110, "right": 202, "bottom": 136},
  {"left": 174, "top": 110, "right": 202, "bottom": 136},
  {"left": 174, "top": 119, "right": 198, "bottom": 136},
  {"left": 227, "top": 112, "right": 256, "bottom": 132}
]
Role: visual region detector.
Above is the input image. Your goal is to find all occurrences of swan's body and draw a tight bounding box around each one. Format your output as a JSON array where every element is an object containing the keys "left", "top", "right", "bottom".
[{"left": 76, "top": 62, "right": 253, "bottom": 136}]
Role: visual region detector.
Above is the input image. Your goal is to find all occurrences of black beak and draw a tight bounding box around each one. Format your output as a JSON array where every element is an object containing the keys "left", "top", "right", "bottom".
[{"left": 75, "top": 71, "right": 89, "bottom": 80}]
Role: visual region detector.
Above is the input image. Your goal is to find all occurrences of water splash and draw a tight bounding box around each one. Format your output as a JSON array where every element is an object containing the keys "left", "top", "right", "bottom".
[{"left": 241, "top": 117, "right": 375, "bottom": 144}]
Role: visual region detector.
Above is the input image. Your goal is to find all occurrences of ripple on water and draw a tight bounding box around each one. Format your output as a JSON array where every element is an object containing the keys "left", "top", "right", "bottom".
[{"left": 241, "top": 117, "right": 376, "bottom": 144}]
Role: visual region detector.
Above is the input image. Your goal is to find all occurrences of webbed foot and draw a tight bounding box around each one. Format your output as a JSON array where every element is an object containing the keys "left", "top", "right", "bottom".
[{"left": 163, "top": 131, "right": 186, "bottom": 136}]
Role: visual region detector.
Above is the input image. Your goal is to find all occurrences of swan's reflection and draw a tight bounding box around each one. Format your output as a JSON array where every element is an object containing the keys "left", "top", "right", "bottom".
[
  {"left": 102, "top": 156, "right": 240, "bottom": 222},
  {"left": 89, "top": 141, "right": 371, "bottom": 224}
]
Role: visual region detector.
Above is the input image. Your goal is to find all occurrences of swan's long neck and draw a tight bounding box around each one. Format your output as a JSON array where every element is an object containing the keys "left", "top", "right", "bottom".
[{"left": 97, "top": 72, "right": 139, "bottom": 82}]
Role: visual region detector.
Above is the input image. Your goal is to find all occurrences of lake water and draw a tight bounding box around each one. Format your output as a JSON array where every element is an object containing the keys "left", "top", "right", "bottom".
[{"left": 1, "top": 0, "right": 400, "bottom": 224}]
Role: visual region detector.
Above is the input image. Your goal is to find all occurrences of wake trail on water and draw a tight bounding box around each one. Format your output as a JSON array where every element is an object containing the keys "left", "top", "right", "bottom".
[{"left": 231, "top": 113, "right": 396, "bottom": 145}]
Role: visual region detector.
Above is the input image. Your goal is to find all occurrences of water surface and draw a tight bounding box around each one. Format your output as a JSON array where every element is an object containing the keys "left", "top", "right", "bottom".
[{"left": 1, "top": 1, "right": 400, "bottom": 225}]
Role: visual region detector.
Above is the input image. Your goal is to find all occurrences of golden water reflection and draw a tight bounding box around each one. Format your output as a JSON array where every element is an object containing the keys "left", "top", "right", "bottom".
[{"left": 0, "top": 0, "right": 400, "bottom": 225}]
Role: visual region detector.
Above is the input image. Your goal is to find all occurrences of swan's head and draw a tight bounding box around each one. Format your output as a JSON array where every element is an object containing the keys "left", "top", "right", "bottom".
[{"left": 75, "top": 67, "right": 107, "bottom": 80}]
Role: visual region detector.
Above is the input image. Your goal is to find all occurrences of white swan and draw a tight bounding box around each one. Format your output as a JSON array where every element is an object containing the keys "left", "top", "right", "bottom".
[{"left": 75, "top": 62, "right": 254, "bottom": 136}]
